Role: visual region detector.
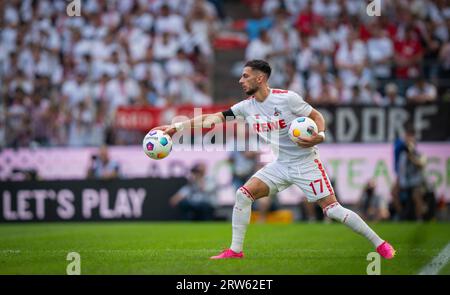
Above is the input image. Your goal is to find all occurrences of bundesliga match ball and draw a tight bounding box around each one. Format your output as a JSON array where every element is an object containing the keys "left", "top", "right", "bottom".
[
  {"left": 288, "top": 117, "right": 318, "bottom": 143},
  {"left": 142, "top": 130, "right": 173, "bottom": 160}
]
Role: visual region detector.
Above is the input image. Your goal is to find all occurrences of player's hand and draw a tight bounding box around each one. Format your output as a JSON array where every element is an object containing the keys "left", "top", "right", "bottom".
[
  {"left": 296, "top": 131, "right": 324, "bottom": 148},
  {"left": 151, "top": 125, "right": 177, "bottom": 137},
  {"left": 169, "top": 194, "right": 184, "bottom": 207}
]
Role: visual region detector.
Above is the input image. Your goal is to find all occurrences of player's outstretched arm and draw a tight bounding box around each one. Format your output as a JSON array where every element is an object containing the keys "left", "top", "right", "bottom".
[
  {"left": 297, "top": 108, "right": 326, "bottom": 148},
  {"left": 151, "top": 112, "right": 226, "bottom": 137}
]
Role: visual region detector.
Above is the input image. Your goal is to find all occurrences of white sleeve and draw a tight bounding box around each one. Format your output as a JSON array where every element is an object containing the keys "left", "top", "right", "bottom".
[
  {"left": 406, "top": 87, "right": 415, "bottom": 99},
  {"left": 177, "top": 186, "right": 190, "bottom": 199},
  {"left": 230, "top": 100, "right": 249, "bottom": 118},
  {"left": 427, "top": 85, "right": 437, "bottom": 100},
  {"left": 288, "top": 91, "right": 313, "bottom": 116}
]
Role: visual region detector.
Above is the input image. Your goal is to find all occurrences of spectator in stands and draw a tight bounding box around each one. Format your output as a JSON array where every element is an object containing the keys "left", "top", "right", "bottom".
[
  {"left": 381, "top": 83, "right": 406, "bottom": 106},
  {"left": 105, "top": 69, "right": 140, "bottom": 113},
  {"left": 29, "top": 90, "right": 51, "bottom": 146},
  {"left": 245, "top": 29, "right": 274, "bottom": 61},
  {"left": 284, "top": 62, "right": 305, "bottom": 97},
  {"left": 191, "top": 82, "right": 213, "bottom": 106},
  {"left": 246, "top": 2, "right": 273, "bottom": 41},
  {"left": 334, "top": 76, "right": 353, "bottom": 104},
  {"left": 421, "top": 19, "right": 443, "bottom": 79},
  {"left": 137, "top": 80, "right": 165, "bottom": 107},
  {"left": 180, "top": 20, "right": 212, "bottom": 61},
  {"left": 261, "top": 0, "right": 282, "bottom": 16},
  {"left": 367, "top": 23, "right": 394, "bottom": 80},
  {"left": 268, "top": 8, "right": 300, "bottom": 87},
  {"left": 393, "top": 26, "right": 423, "bottom": 79},
  {"left": 7, "top": 70, "right": 33, "bottom": 97},
  {"left": 154, "top": 3, "right": 185, "bottom": 35},
  {"left": 68, "top": 99, "right": 96, "bottom": 146},
  {"left": 335, "top": 28, "right": 369, "bottom": 88},
  {"left": 406, "top": 77, "right": 437, "bottom": 104},
  {"left": 46, "top": 103, "right": 69, "bottom": 146},
  {"left": 318, "top": 81, "right": 340, "bottom": 105},
  {"left": 91, "top": 73, "right": 111, "bottom": 104},
  {"left": 133, "top": 47, "right": 166, "bottom": 94},
  {"left": 61, "top": 72, "right": 89, "bottom": 108},
  {"left": 269, "top": 8, "right": 299, "bottom": 55},
  {"left": 170, "top": 163, "right": 217, "bottom": 221},
  {"left": 207, "top": 0, "right": 227, "bottom": 21},
  {"left": 187, "top": 0, "right": 218, "bottom": 51},
  {"left": 295, "top": 0, "right": 323, "bottom": 36},
  {"left": 309, "top": 21, "right": 335, "bottom": 62},
  {"left": 359, "top": 82, "right": 383, "bottom": 105},
  {"left": 296, "top": 35, "right": 318, "bottom": 77},
  {"left": 166, "top": 49, "right": 199, "bottom": 105},
  {"left": 307, "top": 60, "right": 337, "bottom": 104},
  {"left": 345, "top": 83, "right": 381, "bottom": 106},
  {"left": 87, "top": 145, "right": 121, "bottom": 179},
  {"left": 152, "top": 31, "right": 180, "bottom": 63},
  {"left": 359, "top": 179, "right": 389, "bottom": 221},
  {"left": 5, "top": 88, "right": 29, "bottom": 147}
]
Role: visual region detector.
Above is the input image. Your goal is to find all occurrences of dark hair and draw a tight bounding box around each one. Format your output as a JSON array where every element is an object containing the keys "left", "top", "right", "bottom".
[
  {"left": 244, "top": 60, "right": 271, "bottom": 78},
  {"left": 405, "top": 124, "right": 415, "bottom": 136},
  {"left": 191, "top": 163, "right": 205, "bottom": 174}
]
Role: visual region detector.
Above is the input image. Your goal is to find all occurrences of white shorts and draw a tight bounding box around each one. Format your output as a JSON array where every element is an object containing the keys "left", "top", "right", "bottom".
[{"left": 253, "top": 152, "right": 335, "bottom": 202}]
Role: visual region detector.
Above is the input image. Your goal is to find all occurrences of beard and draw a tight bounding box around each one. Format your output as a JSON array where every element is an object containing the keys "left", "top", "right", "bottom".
[{"left": 245, "top": 86, "right": 258, "bottom": 96}]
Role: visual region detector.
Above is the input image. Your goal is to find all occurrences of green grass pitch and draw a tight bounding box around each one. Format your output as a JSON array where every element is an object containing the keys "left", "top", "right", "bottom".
[{"left": 0, "top": 222, "right": 449, "bottom": 274}]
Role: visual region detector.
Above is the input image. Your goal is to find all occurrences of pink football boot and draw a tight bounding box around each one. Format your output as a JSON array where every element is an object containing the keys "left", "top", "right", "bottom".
[
  {"left": 376, "top": 241, "right": 396, "bottom": 259},
  {"left": 210, "top": 249, "right": 244, "bottom": 259}
]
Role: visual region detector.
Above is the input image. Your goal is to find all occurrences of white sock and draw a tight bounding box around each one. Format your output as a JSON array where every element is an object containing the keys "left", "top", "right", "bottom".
[
  {"left": 230, "top": 187, "right": 254, "bottom": 253},
  {"left": 324, "top": 203, "right": 384, "bottom": 247}
]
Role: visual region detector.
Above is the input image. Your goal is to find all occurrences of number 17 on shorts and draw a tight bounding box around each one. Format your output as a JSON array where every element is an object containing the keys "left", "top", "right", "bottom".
[{"left": 299, "top": 159, "right": 334, "bottom": 202}]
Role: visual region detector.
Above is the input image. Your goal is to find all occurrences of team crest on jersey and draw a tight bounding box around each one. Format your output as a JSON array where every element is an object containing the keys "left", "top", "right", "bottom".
[{"left": 273, "top": 107, "right": 282, "bottom": 116}]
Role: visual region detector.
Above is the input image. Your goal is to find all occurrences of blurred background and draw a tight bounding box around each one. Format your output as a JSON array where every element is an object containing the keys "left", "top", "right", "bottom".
[{"left": 0, "top": 0, "right": 449, "bottom": 223}]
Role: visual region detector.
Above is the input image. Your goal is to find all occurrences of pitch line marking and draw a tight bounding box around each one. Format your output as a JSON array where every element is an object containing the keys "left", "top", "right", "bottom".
[{"left": 418, "top": 242, "right": 450, "bottom": 275}]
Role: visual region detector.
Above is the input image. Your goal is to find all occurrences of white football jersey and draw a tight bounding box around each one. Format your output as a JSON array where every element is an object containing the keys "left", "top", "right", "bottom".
[{"left": 230, "top": 88, "right": 316, "bottom": 163}]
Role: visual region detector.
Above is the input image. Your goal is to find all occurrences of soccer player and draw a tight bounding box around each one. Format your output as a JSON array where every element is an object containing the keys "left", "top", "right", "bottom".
[{"left": 152, "top": 60, "right": 396, "bottom": 260}]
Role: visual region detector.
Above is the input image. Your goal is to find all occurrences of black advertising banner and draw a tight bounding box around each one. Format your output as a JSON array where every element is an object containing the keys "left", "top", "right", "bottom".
[
  {"left": 0, "top": 275, "right": 442, "bottom": 293},
  {"left": 0, "top": 178, "right": 187, "bottom": 222},
  {"left": 116, "top": 103, "right": 450, "bottom": 142},
  {"left": 317, "top": 103, "right": 450, "bottom": 142}
]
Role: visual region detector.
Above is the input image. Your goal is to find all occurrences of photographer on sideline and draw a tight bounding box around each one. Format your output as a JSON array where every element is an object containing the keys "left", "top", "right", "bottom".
[
  {"left": 87, "top": 145, "right": 121, "bottom": 179},
  {"left": 398, "top": 129, "right": 427, "bottom": 220}
]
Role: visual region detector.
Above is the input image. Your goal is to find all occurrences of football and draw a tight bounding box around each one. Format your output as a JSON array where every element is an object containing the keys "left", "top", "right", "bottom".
[
  {"left": 142, "top": 130, "right": 173, "bottom": 160},
  {"left": 288, "top": 117, "right": 318, "bottom": 143}
]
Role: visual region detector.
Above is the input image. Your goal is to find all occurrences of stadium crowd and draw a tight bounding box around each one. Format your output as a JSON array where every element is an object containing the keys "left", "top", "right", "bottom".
[
  {"left": 0, "top": 0, "right": 450, "bottom": 148},
  {"left": 243, "top": 0, "right": 450, "bottom": 105},
  {"left": 0, "top": 0, "right": 221, "bottom": 147}
]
